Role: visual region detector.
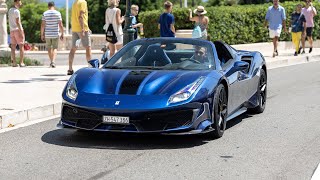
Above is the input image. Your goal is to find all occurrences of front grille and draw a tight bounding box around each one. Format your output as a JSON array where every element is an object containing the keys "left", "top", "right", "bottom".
[
  {"left": 62, "top": 104, "right": 194, "bottom": 132},
  {"left": 62, "top": 104, "right": 102, "bottom": 129},
  {"left": 133, "top": 109, "right": 194, "bottom": 131}
]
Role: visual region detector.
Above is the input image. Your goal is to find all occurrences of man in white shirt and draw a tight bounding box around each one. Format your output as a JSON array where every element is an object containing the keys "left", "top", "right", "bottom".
[{"left": 8, "top": 0, "right": 24, "bottom": 67}]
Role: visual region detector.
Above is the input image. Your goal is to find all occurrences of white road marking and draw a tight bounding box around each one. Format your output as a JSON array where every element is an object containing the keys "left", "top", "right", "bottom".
[
  {"left": 0, "top": 115, "right": 60, "bottom": 134},
  {"left": 311, "top": 163, "right": 320, "bottom": 180}
]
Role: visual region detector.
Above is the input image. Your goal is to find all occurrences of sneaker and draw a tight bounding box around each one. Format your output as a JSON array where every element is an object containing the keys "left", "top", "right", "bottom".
[
  {"left": 275, "top": 50, "right": 279, "bottom": 56},
  {"left": 272, "top": 52, "right": 276, "bottom": 58},
  {"left": 298, "top": 47, "right": 302, "bottom": 54},
  {"left": 301, "top": 50, "right": 306, "bottom": 54},
  {"left": 19, "top": 63, "right": 26, "bottom": 67},
  {"left": 67, "top": 70, "right": 74, "bottom": 75},
  {"left": 50, "top": 62, "right": 56, "bottom": 68},
  {"left": 294, "top": 52, "right": 298, "bottom": 56},
  {"left": 309, "top": 47, "right": 313, "bottom": 53}
]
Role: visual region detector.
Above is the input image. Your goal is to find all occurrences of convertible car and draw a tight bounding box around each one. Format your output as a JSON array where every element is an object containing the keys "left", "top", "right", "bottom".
[{"left": 57, "top": 38, "right": 267, "bottom": 138}]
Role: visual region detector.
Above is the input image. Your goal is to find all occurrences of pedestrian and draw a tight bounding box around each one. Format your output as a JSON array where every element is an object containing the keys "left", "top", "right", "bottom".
[
  {"left": 105, "top": 0, "right": 124, "bottom": 57},
  {"left": 264, "top": 0, "right": 287, "bottom": 58},
  {"left": 8, "top": 0, "right": 25, "bottom": 67},
  {"left": 301, "top": 0, "right": 317, "bottom": 54},
  {"left": 290, "top": 4, "right": 306, "bottom": 56},
  {"left": 158, "top": 1, "right": 175, "bottom": 37},
  {"left": 68, "top": 0, "right": 92, "bottom": 75},
  {"left": 131, "top": 4, "right": 143, "bottom": 40},
  {"left": 189, "top": 6, "right": 209, "bottom": 40},
  {"left": 40, "top": 1, "right": 64, "bottom": 68}
]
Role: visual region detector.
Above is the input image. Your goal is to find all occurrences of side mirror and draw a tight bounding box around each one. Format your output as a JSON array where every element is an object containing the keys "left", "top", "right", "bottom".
[
  {"left": 233, "top": 61, "right": 249, "bottom": 72},
  {"left": 88, "top": 59, "right": 100, "bottom": 68}
]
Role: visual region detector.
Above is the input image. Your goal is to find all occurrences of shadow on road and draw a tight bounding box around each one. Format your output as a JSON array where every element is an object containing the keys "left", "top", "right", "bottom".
[
  {"left": 41, "top": 113, "right": 253, "bottom": 150},
  {"left": 41, "top": 129, "right": 210, "bottom": 150}
]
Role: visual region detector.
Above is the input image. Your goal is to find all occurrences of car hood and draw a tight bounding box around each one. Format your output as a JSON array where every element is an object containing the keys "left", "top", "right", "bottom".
[{"left": 63, "top": 68, "right": 219, "bottom": 109}]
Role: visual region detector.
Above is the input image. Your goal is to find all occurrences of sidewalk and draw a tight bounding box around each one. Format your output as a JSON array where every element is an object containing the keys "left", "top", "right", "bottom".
[{"left": 0, "top": 45, "right": 319, "bottom": 129}]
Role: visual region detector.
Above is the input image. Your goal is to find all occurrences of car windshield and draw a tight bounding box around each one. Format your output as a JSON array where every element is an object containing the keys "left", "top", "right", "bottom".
[{"left": 103, "top": 38, "right": 215, "bottom": 70}]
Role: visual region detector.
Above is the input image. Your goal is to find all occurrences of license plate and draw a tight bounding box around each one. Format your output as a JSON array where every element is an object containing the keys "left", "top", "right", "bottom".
[{"left": 103, "top": 116, "right": 130, "bottom": 124}]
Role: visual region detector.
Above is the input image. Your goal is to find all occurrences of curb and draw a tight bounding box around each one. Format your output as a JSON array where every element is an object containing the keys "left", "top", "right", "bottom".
[
  {"left": 0, "top": 102, "right": 61, "bottom": 129},
  {"left": 0, "top": 54, "right": 319, "bottom": 130},
  {"left": 267, "top": 54, "right": 320, "bottom": 69}
]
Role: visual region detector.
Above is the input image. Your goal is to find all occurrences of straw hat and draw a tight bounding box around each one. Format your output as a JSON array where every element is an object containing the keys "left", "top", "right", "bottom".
[{"left": 194, "top": 6, "right": 207, "bottom": 15}]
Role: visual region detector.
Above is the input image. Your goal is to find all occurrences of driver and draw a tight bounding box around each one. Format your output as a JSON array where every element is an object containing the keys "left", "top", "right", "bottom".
[{"left": 192, "top": 46, "right": 207, "bottom": 63}]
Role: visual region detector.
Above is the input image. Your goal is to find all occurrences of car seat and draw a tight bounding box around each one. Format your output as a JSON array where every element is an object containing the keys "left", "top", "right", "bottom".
[{"left": 137, "top": 45, "right": 172, "bottom": 66}]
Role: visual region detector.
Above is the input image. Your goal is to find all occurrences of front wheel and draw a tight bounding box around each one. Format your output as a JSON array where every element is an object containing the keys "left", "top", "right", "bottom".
[{"left": 209, "top": 84, "right": 228, "bottom": 138}]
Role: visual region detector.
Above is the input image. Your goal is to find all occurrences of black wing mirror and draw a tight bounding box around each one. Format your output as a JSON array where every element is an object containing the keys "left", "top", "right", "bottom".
[
  {"left": 233, "top": 61, "right": 249, "bottom": 72},
  {"left": 88, "top": 59, "right": 100, "bottom": 68}
]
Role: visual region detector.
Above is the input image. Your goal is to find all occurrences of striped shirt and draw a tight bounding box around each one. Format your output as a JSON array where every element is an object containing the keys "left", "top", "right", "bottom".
[
  {"left": 42, "top": 10, "right": 62, "bottom": 38},
  {"left": 8, "top": 7, "right": 22, "bottom": 32}
]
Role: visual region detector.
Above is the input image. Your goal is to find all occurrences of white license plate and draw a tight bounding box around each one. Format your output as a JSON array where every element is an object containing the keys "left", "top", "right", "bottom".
[{"left": 103, "top": 116, "right": 130, "bottom": 124}]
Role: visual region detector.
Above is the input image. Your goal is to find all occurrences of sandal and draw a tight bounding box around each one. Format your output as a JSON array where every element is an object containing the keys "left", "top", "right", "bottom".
[{"left": 67, "top": 70, "right": 74, "bottom": 75}]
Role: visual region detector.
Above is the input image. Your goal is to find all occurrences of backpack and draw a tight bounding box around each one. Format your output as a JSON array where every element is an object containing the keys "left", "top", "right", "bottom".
[
  {"left": 192, "top": 25, "right": 202, "bottom": 38},
  {"left": 106, "top": 24, "right": 117, "bottom": 44}
]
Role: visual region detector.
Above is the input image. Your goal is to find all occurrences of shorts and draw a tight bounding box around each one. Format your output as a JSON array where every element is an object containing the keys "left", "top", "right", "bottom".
[
  {"left": 10, "top": 30, "right": 24, "bottom": 45},
  {"left": 269, "top": 29, "right": 281, "bottom": 38},
  {"left": 306, "top": 27, "right": 313, "bottom": 37},
  {"left": 114, "top": 34, "right": 123, "bottom": 45},
  {"left": 46, "top": 38, "right": 59, "bottom": 49},
  {"left": 72, "top": 31, "right": 91, "bottom": 48}
]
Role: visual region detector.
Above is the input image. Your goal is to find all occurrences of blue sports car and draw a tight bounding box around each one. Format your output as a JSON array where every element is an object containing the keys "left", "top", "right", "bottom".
[{"left": 57, "top": 38, "right": 267, "bottom": 138}]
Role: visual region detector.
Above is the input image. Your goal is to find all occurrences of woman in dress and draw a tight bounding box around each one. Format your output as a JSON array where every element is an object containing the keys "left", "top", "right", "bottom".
[{"left": 105, "top": 0, "right": 124, "bottom": 57}]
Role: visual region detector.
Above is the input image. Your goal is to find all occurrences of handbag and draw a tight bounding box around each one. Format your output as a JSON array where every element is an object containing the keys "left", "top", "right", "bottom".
[{"left": 192, "top": 25, "right": 202, "bottom": 38}]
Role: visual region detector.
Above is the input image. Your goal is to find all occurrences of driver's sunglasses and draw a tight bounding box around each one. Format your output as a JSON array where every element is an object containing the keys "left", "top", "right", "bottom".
[{"left": 195, "top": 51, "right": 204, "bottom": 55}]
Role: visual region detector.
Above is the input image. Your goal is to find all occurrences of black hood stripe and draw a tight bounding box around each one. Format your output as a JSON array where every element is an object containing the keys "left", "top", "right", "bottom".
[{"left": 118, "top": 71, "right": 153, "bottom": 95}]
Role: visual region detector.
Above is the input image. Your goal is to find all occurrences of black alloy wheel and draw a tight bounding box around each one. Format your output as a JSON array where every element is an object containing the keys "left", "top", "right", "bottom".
[
  {"left": 250, "top": 68, "right": 267, "bottom": 113},
  {"left": 210, "top": 84, "right": 228, "bottom": 138}
]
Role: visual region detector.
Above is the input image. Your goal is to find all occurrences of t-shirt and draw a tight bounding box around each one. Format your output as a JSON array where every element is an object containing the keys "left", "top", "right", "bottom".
[
  {"left": 291, "top": 12, "right": 306, "bottom": 32},
  {"left": 132, "top": 16, "right": 138, "bottom": 39},
  {"left": 42, "top": 10, "right": 62, "bottom": 38},
  {"left": 158, "top": 13, "right": 175, "bottom": 37},
  {"left": 8, "top": 7, "right": 22, "bottom": 32},
  {"left": 302, "top": 7, "right": 317, "bottom": 27},
  {"left": 71, "top": 0, "right": 89, "bottom": 32},
  {"left": 265, "top": 5, "right": 286, "bottom": 30}
]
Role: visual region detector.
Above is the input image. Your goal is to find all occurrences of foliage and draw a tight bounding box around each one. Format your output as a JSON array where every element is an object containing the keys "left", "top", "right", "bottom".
[
  {"left": 139, "top": 1, "right": 320, "bottom": 44},
  {"left": 0, "top": 56, "right": 42, "bottom": 66}
]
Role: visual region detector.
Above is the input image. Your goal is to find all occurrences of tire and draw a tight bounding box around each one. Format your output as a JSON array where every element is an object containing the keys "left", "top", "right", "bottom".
[
  {"left": 250, "top": 69, "right": 267, "bottom": 114},
  {"left": 210, "top": 84, "right": 228, "bottom": 138}
]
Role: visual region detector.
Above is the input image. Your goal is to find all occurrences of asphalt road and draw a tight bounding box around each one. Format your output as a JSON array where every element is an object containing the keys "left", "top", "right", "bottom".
[{"left": 0, "top": 62, "right": 320, "bottom": 180}]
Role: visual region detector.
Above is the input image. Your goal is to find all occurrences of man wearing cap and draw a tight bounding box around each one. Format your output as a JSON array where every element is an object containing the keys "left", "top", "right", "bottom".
[
  {"left": 264, "top": 0, "right": 287, "bottom": 58},
  {"left": 189, "top": 6, "right": 209, "bottom": 40}
]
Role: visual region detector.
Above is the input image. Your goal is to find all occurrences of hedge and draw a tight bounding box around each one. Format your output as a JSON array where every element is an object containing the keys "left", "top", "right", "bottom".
[{"left": 139, "top": 2, "right": 320, "bottom": 44}]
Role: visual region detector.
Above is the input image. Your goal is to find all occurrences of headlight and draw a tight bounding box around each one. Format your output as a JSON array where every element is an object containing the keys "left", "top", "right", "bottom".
[
  {"left": 66, "top": 74, "right": 78, "bottom": 100},
  {"left": 168, "top": 76, "right": 205, "bottom": 104}
]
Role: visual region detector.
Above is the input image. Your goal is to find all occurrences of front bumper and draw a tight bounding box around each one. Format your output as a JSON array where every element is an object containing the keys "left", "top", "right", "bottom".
[{"left": 58, "top": 102, "right": 212, "bottom": 134}]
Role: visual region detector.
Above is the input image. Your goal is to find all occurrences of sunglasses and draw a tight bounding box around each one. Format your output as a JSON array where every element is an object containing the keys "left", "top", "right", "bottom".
[{"left": 195, "top": 51, "right": 205, "bottom": 55}]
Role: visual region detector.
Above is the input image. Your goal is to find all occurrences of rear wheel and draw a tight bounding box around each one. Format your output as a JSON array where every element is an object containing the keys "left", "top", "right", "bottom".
[
  {"left": 210, "top": 84, "right": 228, "bottom": 138},
  {"left": 250, "top": 69, "right": 267, "bottom": 114}
]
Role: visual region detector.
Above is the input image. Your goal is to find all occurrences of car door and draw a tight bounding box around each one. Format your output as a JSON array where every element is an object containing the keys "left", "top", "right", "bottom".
[{"left": 219, "top": 43, "right": 250, "bottom": 114}]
